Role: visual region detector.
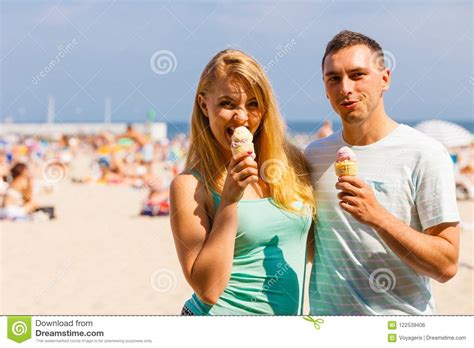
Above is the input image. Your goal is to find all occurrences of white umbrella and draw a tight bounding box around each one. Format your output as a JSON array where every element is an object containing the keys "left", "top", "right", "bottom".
[{"left": 414, "top": 120, "right": 472, "bottom": 148}]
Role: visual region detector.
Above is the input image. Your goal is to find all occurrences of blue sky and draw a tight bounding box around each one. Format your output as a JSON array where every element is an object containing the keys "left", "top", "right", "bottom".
[{"left": 1, "top": 0, "right": 472, "bottom": 124}]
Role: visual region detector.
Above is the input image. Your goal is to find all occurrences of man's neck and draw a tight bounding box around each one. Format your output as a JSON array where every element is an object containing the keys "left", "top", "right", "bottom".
[{"left": 342, "top": 108, "right": 398, "bottom": 146}]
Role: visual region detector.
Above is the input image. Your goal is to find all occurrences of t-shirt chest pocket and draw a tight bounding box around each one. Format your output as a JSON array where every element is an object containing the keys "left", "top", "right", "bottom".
[
  {"left": 365, "top": 179, "right": 392, "bottom": 195},
  {"left": 364, "top": 178, "right": 414, "bottom": 214}
]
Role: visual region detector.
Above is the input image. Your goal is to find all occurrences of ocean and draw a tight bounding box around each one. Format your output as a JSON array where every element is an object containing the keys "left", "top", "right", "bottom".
[{"left": 3, "top": 119, "right": 472, "bottom": 140}]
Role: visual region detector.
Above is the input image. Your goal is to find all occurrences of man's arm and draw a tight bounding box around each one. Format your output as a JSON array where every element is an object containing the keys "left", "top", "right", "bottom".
[
  {"left": 336, "top": 176, "right": 460, "bottom": 283},
  {"left": 368, "top": 216, "right": 458, "bottom": 283}
]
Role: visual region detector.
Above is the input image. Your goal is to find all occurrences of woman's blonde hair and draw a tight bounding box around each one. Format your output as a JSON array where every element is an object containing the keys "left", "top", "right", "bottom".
[{"left": 185, "top": 49, "right": 315, "bottom": 215}]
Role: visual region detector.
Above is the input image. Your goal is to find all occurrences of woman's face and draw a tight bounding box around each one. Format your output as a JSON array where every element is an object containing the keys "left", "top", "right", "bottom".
[
  {"left": 198, "top": 75, "right": 263, "bottom": 158},
  {"left": 13, "top": 168, "right": 30, "bottom": 189}
]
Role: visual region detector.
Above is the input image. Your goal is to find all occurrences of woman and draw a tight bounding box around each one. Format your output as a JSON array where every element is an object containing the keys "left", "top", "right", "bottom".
[
  {"left": 1, "top": 163, "right": 38, "bottom": 220},
  {"left": 170, "top": 49, "right": 315, "bottom": 315}
]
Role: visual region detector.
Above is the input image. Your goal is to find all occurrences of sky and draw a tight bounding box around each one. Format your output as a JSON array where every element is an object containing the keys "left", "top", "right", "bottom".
[{"left": 1, "top": 0, "right": 472, "bottom": 124}]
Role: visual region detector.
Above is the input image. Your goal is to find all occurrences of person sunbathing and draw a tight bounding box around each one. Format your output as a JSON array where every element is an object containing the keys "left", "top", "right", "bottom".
[
  {"left": 1, "top": 163, "right": 39, "bottom": 220},
  {"left": 140, "top": 189, "right": 169, "bottom": 216}
]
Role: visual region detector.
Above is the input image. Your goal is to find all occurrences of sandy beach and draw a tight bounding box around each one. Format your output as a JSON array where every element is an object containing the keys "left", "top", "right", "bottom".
[{"left": 1, "top": 181, "right": 473, "bottom": 315}]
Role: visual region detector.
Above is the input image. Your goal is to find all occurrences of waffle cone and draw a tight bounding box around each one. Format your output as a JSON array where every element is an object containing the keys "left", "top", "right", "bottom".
[{"left": 335, "top": 161, "right": 358, "bottom": 176}]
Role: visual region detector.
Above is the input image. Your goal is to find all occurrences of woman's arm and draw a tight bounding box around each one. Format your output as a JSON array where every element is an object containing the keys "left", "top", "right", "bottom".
[
  {"left": 170, "top": 174, "right": 238, "bottom": 304},
  {"left": 170, "top": 155, "right": 258, "bottom": 304}
]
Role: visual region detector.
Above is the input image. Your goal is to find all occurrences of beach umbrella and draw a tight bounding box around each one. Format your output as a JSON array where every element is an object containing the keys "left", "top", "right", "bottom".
[{"left": 414, "top": 120, "right": 472, "bottom": 148}]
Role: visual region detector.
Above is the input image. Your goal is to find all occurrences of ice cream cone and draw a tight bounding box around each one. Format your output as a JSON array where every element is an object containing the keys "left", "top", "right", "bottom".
[
  {"left": 335, "top": 146, "right": 358, "bottom": 176},
  {"left": 231, "top": 143, "right": 255, "bottom": 160},
  {"left": 231, "top": 126, "right": 256, "bottom": 160},
  {"left": 335, "top": 161, "right": 358, "bottom": 176}
]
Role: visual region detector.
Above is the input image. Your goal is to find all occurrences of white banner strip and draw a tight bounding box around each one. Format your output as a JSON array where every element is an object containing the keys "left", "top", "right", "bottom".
[{"left": 1, "top": 316, "right": 473, "bottom": 347}]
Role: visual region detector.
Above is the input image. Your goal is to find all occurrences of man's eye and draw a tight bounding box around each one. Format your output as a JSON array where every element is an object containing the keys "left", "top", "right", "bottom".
[
  {"left": 352, "top": 73, "right": 364, "bottom": 78},
  {"left": 328, "top": 76, "right": 340, "bottom": 82}
]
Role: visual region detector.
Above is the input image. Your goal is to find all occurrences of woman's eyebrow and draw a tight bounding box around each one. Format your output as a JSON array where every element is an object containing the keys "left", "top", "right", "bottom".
[
  {"left": 217, "top": 95, "right": 235, "bottom": 100},
  {"left": 218, "top": 93, "right": 254, "bottom": 101}
]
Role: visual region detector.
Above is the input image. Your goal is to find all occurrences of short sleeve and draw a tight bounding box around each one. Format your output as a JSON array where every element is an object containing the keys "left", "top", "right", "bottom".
[{"left": 414, "top": 144, "right": 460, "bottom": 230}]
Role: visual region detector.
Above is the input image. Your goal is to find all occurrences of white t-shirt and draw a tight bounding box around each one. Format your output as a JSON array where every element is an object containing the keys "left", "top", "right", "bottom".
[{"left": 304, "top": 124, "right": 460, "bottom": 315}]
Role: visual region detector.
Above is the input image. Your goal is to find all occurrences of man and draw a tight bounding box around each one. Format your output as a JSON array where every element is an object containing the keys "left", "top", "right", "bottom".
[
  {"left": 315, "top": 119, "right": 334, "bottom": 139},
  {"left": 305, "top": 30, "right": 460, "bottom": 315},
  {"left": 117, "top": 124, "right": 147, "bottom": 148}
]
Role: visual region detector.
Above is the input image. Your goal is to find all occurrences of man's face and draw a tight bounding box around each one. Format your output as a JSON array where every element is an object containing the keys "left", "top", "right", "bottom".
[{"left": 323, "top": 44, "right": 390, "bottom": 124}]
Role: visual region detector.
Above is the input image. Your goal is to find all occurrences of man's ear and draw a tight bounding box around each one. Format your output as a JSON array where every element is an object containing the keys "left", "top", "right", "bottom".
[
  {"left": 198, "top": 94, "right": 208, "bottom": 117},
  {"left": 322, "top": 76, "right": 329, "bottom": 99},
  {"left": 381, "top": 68, "right": 391, "bottom": 92}
]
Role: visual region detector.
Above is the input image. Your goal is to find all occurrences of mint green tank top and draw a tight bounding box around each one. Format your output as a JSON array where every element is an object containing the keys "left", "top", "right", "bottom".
[{"left": 184, "top": 173, "right": 312, "bottom": 315}]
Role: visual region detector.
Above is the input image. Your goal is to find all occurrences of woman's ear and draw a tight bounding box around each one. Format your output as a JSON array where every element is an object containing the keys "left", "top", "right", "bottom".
[{"left": 198, "top": 94, "right": 209, "bottom": 117}]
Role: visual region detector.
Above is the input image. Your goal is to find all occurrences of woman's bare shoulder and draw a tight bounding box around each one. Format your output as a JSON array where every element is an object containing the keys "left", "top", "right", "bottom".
[{"left": 170, "top": 172, "right": 208, "bottom": 206}]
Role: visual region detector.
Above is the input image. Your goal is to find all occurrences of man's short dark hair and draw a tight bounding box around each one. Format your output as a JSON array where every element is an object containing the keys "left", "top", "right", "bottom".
[{"left": 322, "top": 30, "right": 384, "bottom": 71}]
